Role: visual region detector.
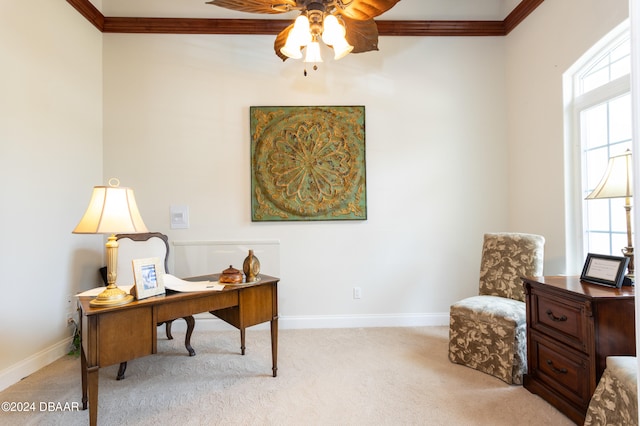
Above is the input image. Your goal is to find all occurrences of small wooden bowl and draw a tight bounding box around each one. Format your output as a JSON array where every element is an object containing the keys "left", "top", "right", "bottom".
[{"left": 219, "top": 265, "right": 243, "bottom": 284}]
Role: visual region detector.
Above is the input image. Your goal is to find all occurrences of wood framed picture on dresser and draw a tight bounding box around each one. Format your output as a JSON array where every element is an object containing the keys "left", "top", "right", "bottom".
[{"left": 580, "top": 253, "right": 629, "bottom": 288}]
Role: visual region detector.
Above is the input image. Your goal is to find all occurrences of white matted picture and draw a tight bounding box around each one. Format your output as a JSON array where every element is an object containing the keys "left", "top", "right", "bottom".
[{"left": 132, "top": 257, "right": 166, "bottom": 300}]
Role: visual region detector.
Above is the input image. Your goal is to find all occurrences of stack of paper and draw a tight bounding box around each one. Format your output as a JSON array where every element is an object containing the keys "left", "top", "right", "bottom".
[{"left": 164, "top": 274, "right": 225, "bottom": 292}]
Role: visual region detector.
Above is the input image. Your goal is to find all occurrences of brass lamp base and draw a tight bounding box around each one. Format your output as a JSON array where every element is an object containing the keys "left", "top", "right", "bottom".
[
  {"left": 89, "top": 234, "right": 134, "bottom": 307},
  {"left": 90, "top": 285, "right": 134, "bottom": 307}
]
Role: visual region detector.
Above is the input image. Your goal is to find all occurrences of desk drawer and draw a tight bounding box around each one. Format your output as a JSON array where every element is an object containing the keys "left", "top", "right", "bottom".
[
  {"left": 156, "top": 291, "right": 238, "bottom": 321},
  {"left": 531, "top": 291, "right": 588, "bottom": 352},
  {"left": 98, "top": 307, "right": 153, "bottom": 366},
  {"left": 529, "top": 331, "right": 590, "bottom": 409}
]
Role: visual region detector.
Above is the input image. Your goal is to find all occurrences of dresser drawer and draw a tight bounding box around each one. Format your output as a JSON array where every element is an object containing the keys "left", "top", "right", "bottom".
[
  {"left": 530, "top": 290, "right": 588, "bottom": 352},
  {"left": 529, "top": 331, "right": 590, "bottom": 409}
]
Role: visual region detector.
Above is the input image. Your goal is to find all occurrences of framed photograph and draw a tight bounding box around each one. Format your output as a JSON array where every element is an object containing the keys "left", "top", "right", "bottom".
[
  {"left": 132, "top": 257, "right": 166, "bottom": 300},
  {"left": 580, "top": 253, "right": 629, "bottom": 288}
]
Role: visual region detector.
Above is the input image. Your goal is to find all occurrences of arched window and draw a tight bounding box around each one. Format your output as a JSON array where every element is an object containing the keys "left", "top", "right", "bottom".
[{"left": 564, "top": 21, "right": 631, "bottom": 273}]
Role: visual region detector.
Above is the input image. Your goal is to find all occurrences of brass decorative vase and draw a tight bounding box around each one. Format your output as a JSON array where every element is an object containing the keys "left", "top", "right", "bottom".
[{"left": 243, "top": 250, "right": 260, "bottom": 282}]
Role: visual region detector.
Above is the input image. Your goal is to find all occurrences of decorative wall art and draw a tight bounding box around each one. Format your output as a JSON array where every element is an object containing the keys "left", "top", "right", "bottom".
[{"left": 250, "top": 106, "right": 367, "bottom": 221}]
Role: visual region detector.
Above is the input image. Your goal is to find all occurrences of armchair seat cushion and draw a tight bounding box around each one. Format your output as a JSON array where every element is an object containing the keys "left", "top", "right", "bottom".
[{"left": 450, "top": 295, "right": 525, "bottom": 328}]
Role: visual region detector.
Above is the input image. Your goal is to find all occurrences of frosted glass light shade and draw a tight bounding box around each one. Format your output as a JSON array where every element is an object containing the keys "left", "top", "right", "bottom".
[
  {"left": 281, "top": 15, "right": 312, "bottom": 59},
  {"left": 321, "top": 15, "right": 345, "bottom": 45},
  {"left": 304, "top": 40, "right": 323, "bottom": 63},
  {"left": 331, "top": 36, "right": 354, "bottom": 60},
  {"left": 287, "top": 15, "right": 311, "bottom": 47},
  {"left": 281, "top": 38, "right": 303, "bottom": 59}
]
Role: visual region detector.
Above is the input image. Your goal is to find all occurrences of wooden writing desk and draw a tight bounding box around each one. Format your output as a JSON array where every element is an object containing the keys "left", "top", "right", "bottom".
[{"left": 78, "top": 274, "right": 279, "bottom": 426}]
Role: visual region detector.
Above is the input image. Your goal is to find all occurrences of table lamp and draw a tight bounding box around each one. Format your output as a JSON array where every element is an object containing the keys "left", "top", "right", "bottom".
[
  {"left": 73, "top": 178, "right": 149, "bottom": 307},
  {"left": 585, "top": 149, "right": 634, "bottom": 278}
]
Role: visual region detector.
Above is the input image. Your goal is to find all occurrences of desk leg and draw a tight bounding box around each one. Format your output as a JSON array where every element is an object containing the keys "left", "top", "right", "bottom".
[
  {"left": 117, "top": 362, "right": 127, "bottom": 380},
  {"left": 87, "top": 366, "right": 99, "bottom": 426},
  {"left": 184, "top": 316, "right": 196, "bottom": 356},
  {"left": 240, "top": 328, "right": 246, "bottom": 355},
  {"left": 81, "top": 349, "right": 88, "bottom": 410},
  {"left": 271, "top": 318, "right": 278, "bottom": 377}
]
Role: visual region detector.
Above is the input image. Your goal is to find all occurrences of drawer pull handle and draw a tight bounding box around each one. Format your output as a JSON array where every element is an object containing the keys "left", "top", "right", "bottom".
[
  {"left": 546, "top": 309, "right": 567, "bottom": 322},
  {"left": 546, "top": 359, "right": 568, "bottom": 374}
]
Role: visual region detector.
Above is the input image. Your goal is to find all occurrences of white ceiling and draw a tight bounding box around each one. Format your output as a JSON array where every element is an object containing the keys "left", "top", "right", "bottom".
[{"left": 93, "top": 0, "right": 523, "bottom": 21}]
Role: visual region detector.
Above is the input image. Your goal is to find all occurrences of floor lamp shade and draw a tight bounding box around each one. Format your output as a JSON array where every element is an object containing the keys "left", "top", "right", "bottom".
[{"left": 73, "top": 179, "right": 148, "bottom": 307}]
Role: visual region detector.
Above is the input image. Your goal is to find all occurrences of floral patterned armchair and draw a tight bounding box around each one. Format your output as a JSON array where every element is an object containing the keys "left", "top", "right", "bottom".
[
  {"left": 584, "top": 356, "right": 638, "bottom": 426},
  {"left": 448, "top": 233, "right": 545, "bottom": 384}
]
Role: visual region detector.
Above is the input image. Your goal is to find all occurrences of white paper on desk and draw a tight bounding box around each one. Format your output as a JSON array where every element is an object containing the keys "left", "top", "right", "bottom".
[
  {"left": 164, "top": 274, "right": 225, "bottom": 292},
  {"left": 76, "top": 285, "right": 134, "bottom": 297}
]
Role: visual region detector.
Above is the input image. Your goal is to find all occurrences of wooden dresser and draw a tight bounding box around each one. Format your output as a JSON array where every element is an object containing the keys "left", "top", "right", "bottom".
[{"left": 522, "top": 276, "right": 635, "bottom": 425}]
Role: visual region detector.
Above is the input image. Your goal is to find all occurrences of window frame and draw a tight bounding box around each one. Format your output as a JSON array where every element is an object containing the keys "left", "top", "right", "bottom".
[{"left": 564, "top": 21, "right": 630, "bottom": 275}]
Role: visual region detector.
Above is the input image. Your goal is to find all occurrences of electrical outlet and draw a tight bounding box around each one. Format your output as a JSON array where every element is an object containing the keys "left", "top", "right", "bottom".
[
  {"left": 66, "top": 311, "right": 76, "bottom": 327},
  {"left": 353, "top": 287, "right": 362, "bottom": 299}
]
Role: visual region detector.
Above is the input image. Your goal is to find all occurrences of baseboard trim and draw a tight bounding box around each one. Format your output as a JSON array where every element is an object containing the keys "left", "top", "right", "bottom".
[
  {"left": 0, "top": 313, "right": 449, "bottom": 391},
  {"left": 279, "top": 313, "right": 450, "bottom": 329},
  {"left": 169, "top": 312, "right": 450, "bottom": 331},
  {"left": 0, "top": 337, "right": 72, "bottom": 393}
]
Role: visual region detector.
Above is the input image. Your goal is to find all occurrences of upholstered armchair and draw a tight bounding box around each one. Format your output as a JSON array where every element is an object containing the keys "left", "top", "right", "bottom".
[
  {"left": 448, "top": 233, "right": 545, "bottom": 385},
  {"left": 585, "top": 356, "right": 638, "bottom": 426}
]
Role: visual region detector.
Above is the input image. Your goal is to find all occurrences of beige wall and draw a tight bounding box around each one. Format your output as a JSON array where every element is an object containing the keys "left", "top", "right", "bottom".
[
  {"left": 0, "top": 1, "right": 103, "bottom": 389},
  {"left": 102, "top": 33, "right": 509, "bottom": 323}
]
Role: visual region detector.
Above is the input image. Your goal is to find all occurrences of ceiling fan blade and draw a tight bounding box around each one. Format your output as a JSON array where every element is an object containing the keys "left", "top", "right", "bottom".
[
  {"left": 336, "top": 0, "right": 401, "bottom": 21},
  {"left": 342, "top": 17, "right": 379, "bottom": 53},
  {"left": 274, "top": 25, "right": 295, "bottom": 61},
  {"left": 206, "top": 0, "right": 297, "bottom": 14}
]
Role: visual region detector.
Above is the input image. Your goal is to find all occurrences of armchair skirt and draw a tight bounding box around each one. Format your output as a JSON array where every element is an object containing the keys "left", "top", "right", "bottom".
[{"left": 449, "top": 295, "right": 526, "bottom": 385}]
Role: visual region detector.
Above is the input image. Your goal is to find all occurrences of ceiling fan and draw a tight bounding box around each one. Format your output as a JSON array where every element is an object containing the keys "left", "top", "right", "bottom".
[{"left": 206, "top": 0, "right": 401, "bottom": 63}]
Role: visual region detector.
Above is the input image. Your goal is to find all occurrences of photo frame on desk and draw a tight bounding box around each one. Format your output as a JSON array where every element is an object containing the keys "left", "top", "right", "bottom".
[
  {"left": 580, "top": 253, "right": 629, "bottom": 288},
  {"left": 132, "top": 257, "right": 166, "bottom": 300}
]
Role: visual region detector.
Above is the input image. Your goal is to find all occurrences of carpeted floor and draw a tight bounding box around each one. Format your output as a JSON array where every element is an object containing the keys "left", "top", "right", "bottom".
[{"left": 0, "top": 326, "right": 573, "bottom": 425}]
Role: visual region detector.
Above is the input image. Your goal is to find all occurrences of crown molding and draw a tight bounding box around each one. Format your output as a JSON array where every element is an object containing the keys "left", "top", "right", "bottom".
[
  {"left": 67, "top": 0, "right": 104, "bottom": 31},
  {"left": 376, "top": 20, "right": 505, "bottom": 36},
  {"left": 504, "top": 0, "right": 545, "bottom": 34},
  {"left": 66, "top": 0, "right": 544, "bottom": 37}
]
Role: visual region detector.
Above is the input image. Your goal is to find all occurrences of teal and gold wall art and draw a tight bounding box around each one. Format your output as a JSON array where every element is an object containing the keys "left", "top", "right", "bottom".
[{"left": 250, "top": 106, "right": 367, "bottom": 221}]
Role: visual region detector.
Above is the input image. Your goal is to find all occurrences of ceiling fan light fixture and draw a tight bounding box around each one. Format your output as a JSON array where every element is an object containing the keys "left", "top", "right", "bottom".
[{"left": 206, "top": 0, "right": 401, "bottom": 65}]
